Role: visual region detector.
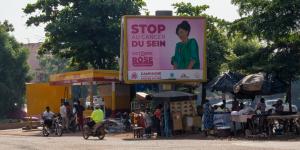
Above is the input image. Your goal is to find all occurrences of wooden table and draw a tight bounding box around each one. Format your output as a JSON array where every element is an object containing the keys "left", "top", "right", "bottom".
[
  {"left": 133, "top": 127, "right": 144, "bottom": 139},
  {"left": 231, "top": 115, "right": 254, "bottom": 136}
]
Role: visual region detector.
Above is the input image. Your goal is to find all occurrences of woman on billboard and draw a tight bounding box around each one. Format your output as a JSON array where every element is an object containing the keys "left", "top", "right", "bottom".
[{"left": 171, "top": 21, "right": 200, "bottom": 69}]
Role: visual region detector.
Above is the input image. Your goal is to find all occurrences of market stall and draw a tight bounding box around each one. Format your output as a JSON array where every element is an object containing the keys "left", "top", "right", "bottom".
[
  {"left": 131, "top": 92, "right": 152, "bottom": 112},
  {"left": 207, "top": 72, "right": 300, "bottom": 137},
  {"left": 149, "top": 91, "right": 200, "bottom": 137}
]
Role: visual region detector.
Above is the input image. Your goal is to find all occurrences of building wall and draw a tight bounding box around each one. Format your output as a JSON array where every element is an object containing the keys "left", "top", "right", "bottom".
[{"left": 23, "top": 43, "right": 43, "bottom": 82}]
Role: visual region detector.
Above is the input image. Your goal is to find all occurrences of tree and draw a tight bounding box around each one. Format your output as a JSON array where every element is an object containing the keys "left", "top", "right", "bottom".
[
  {"left": 173, "top": 2, "right": 229, "bottom": 105},
  {"left": 24, "top": 0, "right": 146, "bottom": 69},
  {"left": 37, "top": 54, "right": 79, "bottom": 82},
  {"left": 0, "top": 21, "right": 30, "bottom": 118},
  {"left": 231, "top": 0, "right": 300, "bottom": 111},
  {"left": 227, "top": 37, "right": 266, "bottom": 74},
  {"left": 232, "top": 0, "right": 300, "bottom": 41}
]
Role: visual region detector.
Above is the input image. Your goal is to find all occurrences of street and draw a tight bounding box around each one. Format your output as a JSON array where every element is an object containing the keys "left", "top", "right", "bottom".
[{"left": 0, "top": 129, "right": 300, "bottom": 150}]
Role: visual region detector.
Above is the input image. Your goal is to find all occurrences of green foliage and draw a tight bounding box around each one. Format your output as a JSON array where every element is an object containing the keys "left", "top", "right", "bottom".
[
  {"left": 0, "top": 20, "right": 14, "bottom": 32},
  {"left": 230, "top": 0, "right": 300, "bottom": 109},
  {"left": 0, "top": 22, "right": 30, "bottom": 117},
  {"left": 173, "top": 2, "right": 229, "bottom": 81},
  {"left": 231, "top": 38, "right": 260, "bottom": 57},
  {"left": 24, "top": 0, "right": 146, "bottom": 69},
  {"left": 227, "top": 35, "right": 266, "bottom": 74},
  {"left": 228, "top": 45, "right": 272, "bottom": 74},
  {"left": 172, "top": 2, "right": 209, "bottom": 17},
  {"left": 230, "top": 0, "right": 300, "bottom": 82},
  {"left": 268, "top": 36, "right": 300, "bottom": 81},
  {"left": 231, "top": 0, "right": 300, "bottom": 41}
]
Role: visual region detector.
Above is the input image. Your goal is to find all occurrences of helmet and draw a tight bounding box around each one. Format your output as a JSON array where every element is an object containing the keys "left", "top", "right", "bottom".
[{"left": 95, "top": 104, "right": 100, "bottom": 109}]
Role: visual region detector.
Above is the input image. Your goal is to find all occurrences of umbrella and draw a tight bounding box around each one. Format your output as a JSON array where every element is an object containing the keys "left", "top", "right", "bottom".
[
  {"left": 208, "top": 72, "right": 244, "bottom": 93},
  {"left": 136, "top": 92, "right": 151, "bottom": 101},
  {"left": 233, "top": 72, "right": 265, "bottom": 94},
  {"left": 234, "top": 72, "right": 287, "bottom": 95},
  {"left": 207, "top": 72, "right": 258, "bottom": 99}
]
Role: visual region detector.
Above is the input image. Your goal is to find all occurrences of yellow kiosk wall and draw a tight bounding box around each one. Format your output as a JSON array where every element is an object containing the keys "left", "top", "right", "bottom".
[
  {"left": 26, "top": 83, "right": 71, "bottom": 116},
  {"left": 99, "top": 84, "right": 130, "bottom": 111}
]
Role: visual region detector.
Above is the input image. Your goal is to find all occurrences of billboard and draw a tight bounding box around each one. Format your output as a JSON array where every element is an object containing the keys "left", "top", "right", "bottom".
[{"left": 121, "top": 16, "right": 206, "bottom": 83}]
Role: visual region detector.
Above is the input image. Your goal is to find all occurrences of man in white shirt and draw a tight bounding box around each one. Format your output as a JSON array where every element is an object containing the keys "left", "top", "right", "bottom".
[
  {"left": 42, "top": 106, "right": 55, "bottom": 128},
  {"left": 60, "top": 102, "right": 67, "bottom": 130},
  {"left": 144, "top": 110, "right": 152, "bottom": 137}
]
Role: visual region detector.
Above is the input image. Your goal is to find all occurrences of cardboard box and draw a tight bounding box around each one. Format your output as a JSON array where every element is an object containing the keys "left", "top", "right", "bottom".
[
  {"left": 183, "top": 116, "right": 193, "bottom": 131},
  {"left": 172, "top": 112, "right": 183, "bottom": 131},
  {"left": 192, "top": 116, "right": 202, "bottom": 128}
]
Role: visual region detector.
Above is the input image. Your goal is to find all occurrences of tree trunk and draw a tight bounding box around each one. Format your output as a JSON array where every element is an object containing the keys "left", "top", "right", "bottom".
[
  {"left": 287, "top": 79, "right": 292, "bottom": 112},
  {"left": 201, "top": 83, "right": 207, "bottom": 106}
]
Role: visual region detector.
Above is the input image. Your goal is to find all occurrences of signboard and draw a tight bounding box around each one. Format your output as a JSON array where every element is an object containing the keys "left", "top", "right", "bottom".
[
  {"left": 121, "top": 16, "right": 207, "bottom": 83},
  {"left": 49, "top": 70, "right": 119, "bottom": 85}
]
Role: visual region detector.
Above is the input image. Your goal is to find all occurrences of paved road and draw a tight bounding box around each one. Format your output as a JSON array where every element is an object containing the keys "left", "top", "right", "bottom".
[{"left": 0, "top": 129, "right": 300, "bottom": 150}]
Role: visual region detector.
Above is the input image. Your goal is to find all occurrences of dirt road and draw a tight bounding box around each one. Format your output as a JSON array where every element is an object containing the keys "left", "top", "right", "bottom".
[{"left": 0, "top": 129, "right": 299, "bottom": 150}]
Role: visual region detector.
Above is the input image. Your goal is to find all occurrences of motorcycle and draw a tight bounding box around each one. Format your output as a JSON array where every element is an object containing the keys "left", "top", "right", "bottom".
[
  {"left": 121, "top": 112, "right": 131, "bottom": 131},
  {"left": 41, "top": 115, "right": 63, "bottom": 137},
  {"left": 68, "top": 114, "right": 78, "bottom": 133},
  {"left": 82, "top": 119, "right": 107, "bottom": 140}
]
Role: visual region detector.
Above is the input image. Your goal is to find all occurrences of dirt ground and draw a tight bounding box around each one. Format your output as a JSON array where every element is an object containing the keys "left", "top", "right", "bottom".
[{"left": 0, "top": 129, "right": 300, "bottom": 150}]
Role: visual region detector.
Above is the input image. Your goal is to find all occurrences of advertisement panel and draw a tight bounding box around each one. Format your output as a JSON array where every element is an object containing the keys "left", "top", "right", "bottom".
[{"left": 121, "top": 16, "right": 206, "bottom": 83}]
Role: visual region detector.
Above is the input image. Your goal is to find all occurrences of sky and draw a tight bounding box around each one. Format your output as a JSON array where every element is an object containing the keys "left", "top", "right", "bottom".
[{"left": 0, "top": 0, "right": 240, "bottom": 44}]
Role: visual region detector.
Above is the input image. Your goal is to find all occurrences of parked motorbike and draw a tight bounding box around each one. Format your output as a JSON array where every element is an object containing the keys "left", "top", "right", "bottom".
[
  {"left": 41, "top": 115, "right": 63, "bottom": 137},
  {"left": 121, "top": 112, "right": 131, "bottom": 131},
  {"left": 68, "top": 114, "right": 78, "bottom": 132}
]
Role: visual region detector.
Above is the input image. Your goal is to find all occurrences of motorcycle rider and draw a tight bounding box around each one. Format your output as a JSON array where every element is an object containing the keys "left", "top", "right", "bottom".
[
  {"left": 42, "top": 106, "right": 55, "bottom": 129},
  {"left": 89, "top": 104, "right": 104, "bottom": 133}
]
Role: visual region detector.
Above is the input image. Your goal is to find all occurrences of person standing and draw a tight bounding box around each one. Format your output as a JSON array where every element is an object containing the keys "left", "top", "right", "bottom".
[
  {"left": 60, "top": 102, "right": 67, "bottom": 130},
  {"left": 273, "top": 99, "right": 284, "bottom": 114},
  {"left": 144, "top": 110, "right": 152, "bottom": 136},
  {"left": 74, "top": 101, "right": 85, "bottom": 131},
  {"left": 232, "top": 97, "right": 240, "bottom": 111},
  {"left": 203, "top": 100, "right": 214, "bottom": 136},
  {"left": 154, "top": 104, "right": 162, "bottom": 136},
  {"left": 256, "top": 98, "right": 266, "bottom": 113},
  {"left": 65, "top": 102, "right": 72, "bottom": 131},
  {"left": 256, "top": 98, "right": 267, "bottom": 132}
]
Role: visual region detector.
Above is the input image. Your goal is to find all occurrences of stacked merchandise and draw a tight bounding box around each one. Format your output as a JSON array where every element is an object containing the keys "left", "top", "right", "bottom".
[{"left": 170, "top": 100, "right": 201, "bottom": 132}]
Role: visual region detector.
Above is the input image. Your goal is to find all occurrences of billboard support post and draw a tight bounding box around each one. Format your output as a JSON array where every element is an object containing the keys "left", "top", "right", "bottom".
[{"left": 156, "top": 10, "right": 173, "bottom": 91}]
